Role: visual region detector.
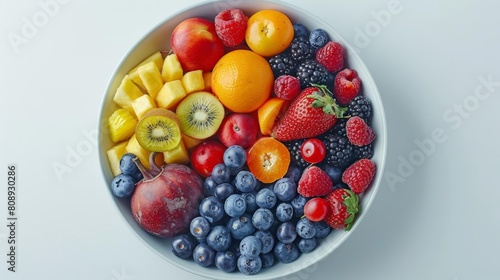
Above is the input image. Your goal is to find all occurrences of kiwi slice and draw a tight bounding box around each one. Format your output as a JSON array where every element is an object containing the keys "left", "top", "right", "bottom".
[
  {"left": 176, "top": 91, "right": 225, "bottom": 139},
  {"left": 135, "top": 109, "right": 181, "bottom": 152}
]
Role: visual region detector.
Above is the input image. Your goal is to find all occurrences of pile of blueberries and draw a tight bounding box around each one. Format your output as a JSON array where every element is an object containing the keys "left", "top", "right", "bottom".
[{"left": 171, "top": 145, "right": 332, "bottom": 275}]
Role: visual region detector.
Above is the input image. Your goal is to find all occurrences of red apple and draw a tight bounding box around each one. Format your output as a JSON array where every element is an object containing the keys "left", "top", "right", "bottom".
[
  {"left": 217, "top": 113, "right": 259, "bottom": 149},
  {"left": 170, "top": 18, "right": 225, "bottom": 72},
  {"left": 190, "top": 140, "right": 226, "bottom": 177}
]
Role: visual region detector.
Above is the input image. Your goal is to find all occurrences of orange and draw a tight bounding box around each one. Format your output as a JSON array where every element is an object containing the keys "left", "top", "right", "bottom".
[
  {"left": 211, "top": 50, "right": 273, "bottom": 113},
  {"left": 247, "top": 137, "right": 290, "bottom": 183},
  {"left": 245, "top": 10, "right": 294, "bottom": 57}
]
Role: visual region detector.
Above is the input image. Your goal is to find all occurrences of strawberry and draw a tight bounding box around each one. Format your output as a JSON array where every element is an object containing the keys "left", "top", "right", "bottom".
[
  {"left": 315, "top": 41, "right": 344, "bottom": 73},
  {"left": 298, "top": 166, "right": 333, "bottom": 197},
  {"left": 346, "top": 116, "right": 375, "bottom": 146},
  {"left": 272, "top": 85, "right": 346, "bottom": 141},
  {"left": 342, "top": 158, "right": 376, "bottom": 194},
  {"left": 334, "top": 69, "right": 361, "bottom": 105},
  {"left": 324, "top": 188, "right": 359, "bottom": 230}
]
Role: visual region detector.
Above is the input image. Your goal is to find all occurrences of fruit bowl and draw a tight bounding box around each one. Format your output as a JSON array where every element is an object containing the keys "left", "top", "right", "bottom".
[{"left": 98, "top": 0, "right": 387, "bottom": 279}]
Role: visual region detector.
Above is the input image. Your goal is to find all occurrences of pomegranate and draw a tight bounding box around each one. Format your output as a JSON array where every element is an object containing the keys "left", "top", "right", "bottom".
[{"left": 131, "top": 153, "right": 204, "bottom": 238}]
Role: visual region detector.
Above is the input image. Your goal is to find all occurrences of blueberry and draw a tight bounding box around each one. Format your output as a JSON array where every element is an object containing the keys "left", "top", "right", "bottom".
[
  {"left": 297, "top": 237, "right": 317, "bottom": 253},
  {"left": 293, "top": 23, "right": 309, "bottom": 40},
  {"left": 260, "top": 252, "right": 275, "bottom": 268},
  {"left": 171, "top": 234, "right": 195, "bottom": 259},
  {"left": 203, "top": 176, "right": 218, "bottom": 196},
  {"left": 276, "top": 202, "right": 294, "bottom": 222},
  {"left": 215, "top": 182, "right": 235, "bottom": 200},
  {"left": 234, "top": 171, "right": 258, "bottom": 192},
  {"left": 296, "top": 218, "right": 316, "bottom": 239},
  {"left": 190, "top": 216, "right": 211, "bottom": 239},
  {"left": 239, "top": 235, "right": 262, "bottom": 257},
  {"left": 199, "top": 196, "right": 224, "bottom": 224},
  {"left": 212, "top": 163, "right": 230, "bottom": 184},
  {"left": 227, "top": 214, "right": 255, "bottom": 240},
  {"left": 313, "top": 221, "right": 331, "bottom": 238},
  {"left": 252, "top": 208, "right": 274, "bottom": 231},
  {"left": 273, "top": 242, "right": 299, "bottom": 263},
  {"left": 229, "top": 242, "right": 241, "bottom": 258},
  {"left": 323, "top": 165, "right": 343, "bottom": 183},
  {"left": 119, "top": 153, "right": 143, "bottom": 182},
  {"left": 111, "top": 174, "right": 136, "bottom": 198},
  {"left": 224, "top": 194, "right": 246, "bottom": 218},
  {"left": 255, "top": 188, "right": 277, "bottom": 209},
  {"left": 285, "top": 164, "right": 303, "bottom": 183},
  {"left": 273, "top": 177, "right": 297, "bottom": 202},
  {"left": 237, "top": 255, "right": 262, "bottom": 275},
  {"left": 291, "top": 194, "right": 309, "bottom": 217},
  {"left": 242, "top": 191, "right": 258, "bottom": 213},
  {"left": 254, "top": 230, "right": 275, "bottom": 254},
  {"left": 207, "top": 225, "right": 232, "bottom": 252},
  {"left": 276, "top": 222, "right": 297, "bottom": 244},
  {"left": 224, "top": 145, "right": 247, "bottom": 169},
  {"left": 193, "top": 243, "right": 215, "bottom": 267},
  {"left": 309, "top": 28, "right": 329, "bottom": 49},
  {"left": 215, "top": 251, "right": 237, "bottom": 272}
]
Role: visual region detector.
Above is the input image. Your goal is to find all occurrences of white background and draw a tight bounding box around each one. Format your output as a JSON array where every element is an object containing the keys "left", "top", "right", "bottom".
[{"left": 1, "top": 0, "right": 499, "bottom": 279}]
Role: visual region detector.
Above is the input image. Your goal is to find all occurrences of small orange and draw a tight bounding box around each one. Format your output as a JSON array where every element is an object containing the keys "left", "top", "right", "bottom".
[
  {"left": 247, "top": 137, "right": 290, "bottom": 183},
  {"left": 211, "top": 50, "right": 273, "bottom": 113},
  {"left": 245, "top": 10, "right": 294, "bottom": 57}
]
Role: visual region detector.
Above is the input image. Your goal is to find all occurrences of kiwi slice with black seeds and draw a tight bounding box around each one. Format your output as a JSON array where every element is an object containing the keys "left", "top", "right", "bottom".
[{"left": 135, "top": 109, "right": 181, "bottom": 152}]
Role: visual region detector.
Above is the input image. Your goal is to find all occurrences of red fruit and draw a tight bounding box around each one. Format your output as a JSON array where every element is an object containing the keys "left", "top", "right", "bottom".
[
  {"left": 217, "top": 113, "right": 259, "bottom": 149},
  {"left": 346, "top": 116, "right": 375, "bottom": 146},
  {"left": 298, "top": 166, "right": 333, "bottom": 197},
  {"left": 300, "top": 138, "right": 326, "bottom": 164},
  {"left": 315, "top": 41, "right": 344, "bottom": 73},
  {"left": 190, "top": 140, "right": 226, "bottom": 177},
  {"left": 324, "top": 188, "right": 359, "bottom": 230},
  {"left": 334, "top": 69, "right": 361, "bottom": 105},
  {"left": 304, "top": 197, "right": 329, "bottom": 222},
  {"left": 274, "top": 75, "right": 301, "bottom": 100},
  {"left": 214, "top": 9, "right": 248, "bottom": 47},
  {"left": 272, "top": 85, "right": 346, "bottom": 141},
  {"left": 342, "top": 158, "right": 376, "bottom": 194}
]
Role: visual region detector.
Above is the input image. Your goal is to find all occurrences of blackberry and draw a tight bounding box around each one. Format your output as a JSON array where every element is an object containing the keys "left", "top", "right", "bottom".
[
  {"left": 268, "top": 52, "right": 297, "bottom": 78},
  {"left": 320, "top": 130, "right": 355, "bottom": 167},
  {"left": 347, "top": 96, "right": 372, "bottom": 124},
  {"left": 296, "top": 60, "right": 329, "bottom": 89},
  {"left": 353, "top": 143, "right": 374, "bottom": 160},
  {"left": 289, "top": 37, "right": 315, "bottom": 63},
  {"left": 332, "top": 118, "right": 347, "bottom": 137},
  {"left": 284, "top": 139, "right": 309, "bottom": 168}
]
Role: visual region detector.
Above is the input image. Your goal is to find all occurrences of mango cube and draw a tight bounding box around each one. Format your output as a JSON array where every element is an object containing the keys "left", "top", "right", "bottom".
[
  {"left": 163, "top": 141, "right": 190, "bottom": 165},
  {"left": 108, "top": 108, "right": 138, "bottom": 142},
  {"left": 181, "top": 70, "right": 205, "bottom": 94},
  {"left": 113, "top": 75, "right": 143, "bottom": 112},
  {"left": 162, "top": 54, "right": 183, "bottom": 82},
  {"left": 106, "top": 141, "right": 128, "bottom": 176},
  {"left": 137, "top": 61, "right": 164, "bottom": 99},
  {"left": 155, "top": 80, "right": 187, "bottom": 109},
  {"left": 131, "top": 94, "right": 157, "bottom": 119}
]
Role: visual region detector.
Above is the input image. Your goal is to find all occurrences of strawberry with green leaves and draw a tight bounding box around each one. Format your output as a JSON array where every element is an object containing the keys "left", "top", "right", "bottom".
[
  {"left": 272, "top": 84, "right": 346, "bottom": 141},
  {"left": 324, "top": 188, "right": 359, "bottom": 230}
]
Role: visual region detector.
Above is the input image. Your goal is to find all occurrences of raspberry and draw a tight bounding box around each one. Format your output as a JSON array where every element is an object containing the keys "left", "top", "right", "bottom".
[
  {"left": 214, "top": 9, "right": 248, "bottom": 47},
  {"left": 274, "top": 75, "right": 301, "bottom": 100},
  {"left": 298, "top": 166, "right": 333, "bottom": 197},
  {"left": 334, "top": 69, "right": 361, "bottom": 105},
  {"left": 315, "top": 41, "right": 344, "bottom": 73},
  {"left": 342, "top": 159, "right": 376, "bottom": 194},
  {"left": 346, "top": 116, "right": 375, "bottom": 146}
]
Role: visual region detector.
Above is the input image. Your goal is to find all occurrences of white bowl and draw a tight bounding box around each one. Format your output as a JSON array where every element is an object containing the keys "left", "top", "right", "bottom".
[{"left": 98, "top": 1, "right": 387, "bottom": 279}]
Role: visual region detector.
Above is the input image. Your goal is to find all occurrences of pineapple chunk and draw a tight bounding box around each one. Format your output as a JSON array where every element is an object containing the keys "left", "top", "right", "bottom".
[
  {"left": 181, "top": 70, "right": 205, "bottom": 94},
  {"left": 106, "top": 141, "right": 128, "bottom": 176},
  {"left": 203, "top": 71, "right": 212, "bottom": 92},
  {"left": 182, "top": 133, "right": 203, "bottom": 150},
  {"left": 155, "top": 80, "right": 187, "bottom": 109},
  {"left": 108, "top": 109, "right": 138, "bottom": 142},
  {"left": 137, "top": 61, "right": 164, "bottom": 99},
  {"left": 113, "top": 75, "right": 143, "bottom": 112},
  {"left": 129, "top": 51, "right": 164, "bottom": 92},
  {"left": 162, "top": 54, "right": 183, "bottom": 82},
  {"left": 126, "top": 134, "right": 165, "bottom": 169},
  {"left": 163, "top": 141, "right": 190, "bottom": 165},
  {"left": 131, "top": 94, "right": 157, "bottom": 119}
]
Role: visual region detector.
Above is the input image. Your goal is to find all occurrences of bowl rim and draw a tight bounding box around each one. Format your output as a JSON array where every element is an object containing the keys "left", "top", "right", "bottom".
[{"left": 97, "top": 0, "right": 388, "bottom": 279}]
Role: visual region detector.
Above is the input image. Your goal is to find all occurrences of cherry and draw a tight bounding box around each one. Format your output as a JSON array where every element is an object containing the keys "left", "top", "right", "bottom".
[
  {"left": 304, "top": 197, "right": 329, "bottom": 222},
  {"left": 299, "top": 138, "right": 326, "bottom": 164}
]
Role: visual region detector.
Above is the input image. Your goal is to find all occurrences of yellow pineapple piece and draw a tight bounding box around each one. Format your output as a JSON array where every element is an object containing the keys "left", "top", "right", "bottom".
[
  {"left": 181, "top": 70, "right": 205, "bottom": 94},
  {"left": 162, "top": 54, "right": 183, "bottom": 82},
  {"left": 131, "top": 94, "right": 157, "bottom": 119},
  {"left": 108, "top": 109, "right": 138, "bottom": 142},
  {"left": 155, "top": 80, "right": 187, "bottom": 109},
  {"left": 163, "top": 141, "right": 190, "bottom": 165},
  {"left": 129, "top": 51, "right": 164, "bottom": 91},
  {"left": 203, "top": 72, "right": 212, "bottom": 92},
  {"left": 106, "top": 141, "right": 128, "bottom": 176},
  {"left": 182, "top": 133, "right": 203, "bottom": 150},
  {"left": 137, "top": 61, "right": 164, "bottom": 99},
  {"left": 126, "top": 134, "right": 165, "bottom": 169},
  {"left": 113, "top": 75, "right": 143, "bottom": 112}
]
